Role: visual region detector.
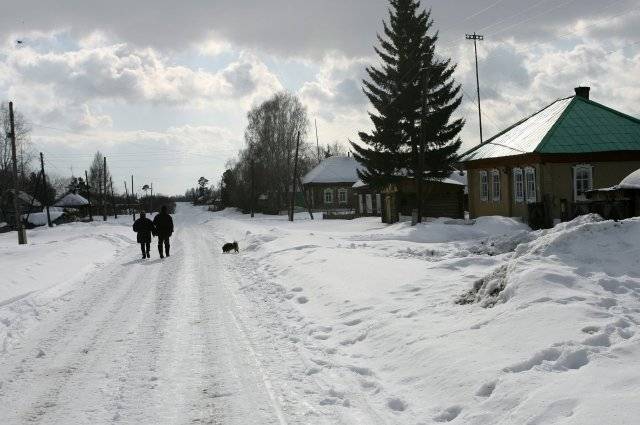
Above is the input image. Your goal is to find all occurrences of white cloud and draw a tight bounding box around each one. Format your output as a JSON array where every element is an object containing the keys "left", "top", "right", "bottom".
[
  {"left": 198, "top": 37, "right": 232, "bottom": 57},
  {"left": 77, "top": 104, "right": 113, "bottom": 130},
  {"left": 299, "top": 53, "right": 371, "bottom": 121},
  {"left": 2, "top": 37, "right": 283, "bottom": 129}
]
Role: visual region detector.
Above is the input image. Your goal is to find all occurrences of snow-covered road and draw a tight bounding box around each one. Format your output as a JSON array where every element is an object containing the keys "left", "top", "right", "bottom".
[
  {"left": 3, "top": 204, "right": 640, "bottom": 424},
  {"left": 0, "top": 205, "right": 294, "bottom": 424}
]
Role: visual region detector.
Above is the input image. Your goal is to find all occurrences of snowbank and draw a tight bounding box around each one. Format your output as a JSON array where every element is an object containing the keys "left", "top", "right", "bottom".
[
  {"left": 618, "top": 168, "right": 640, "bottom": 189},
  {"left": 0, "top": 217, "right": 136, "bottom": 351},
  {"left": 208, "top": 209, "right": 640, "bottom": 424},
  {"left": 354, "top": 215, "right": 529, "bottom": 244}
]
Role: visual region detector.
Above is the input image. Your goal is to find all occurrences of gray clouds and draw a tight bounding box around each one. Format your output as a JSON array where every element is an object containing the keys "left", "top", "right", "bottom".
[{"left": 1, "top": 0, "right": 638, "bottom": 59}]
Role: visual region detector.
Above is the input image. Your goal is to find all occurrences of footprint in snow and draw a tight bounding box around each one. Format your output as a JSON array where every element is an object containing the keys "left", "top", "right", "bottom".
[
  {"left": 475, "top": 380, "right": 496, "bottom": 397},
  {"left": 434, "top": 405, "right": 462, "bottom": 422},
  {"left": 297, "top": 296, "right": 309, "bottom": 304},
  {"left": 387, "top": 397, "right": 407, "bottom": 412}
]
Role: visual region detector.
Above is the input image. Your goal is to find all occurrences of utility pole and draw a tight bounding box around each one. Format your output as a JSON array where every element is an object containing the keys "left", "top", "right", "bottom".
[
  {"left": 131, "top": 175, "right": 136, "bottom": 220},
  {"left": 466, "top": 32, "right": 484, "bottom": 144},
  {"left": 110, "top": 176, "right": 117, "bottom": 219},
  {"left": 102, "top": 156, "right": 107, "bottom": 221},
  {"left": 315, "top": 119, "right": 321, "bottom": 164},
  {"left": 40, "top": 152, "right": 52, "bottom": 227},
  {"left": 9, "top": 102, "right": 27, "bottom": 244},
  {"left": 85, "top": 170, "right": 93, "bottom": 221},
  {"left": 250, "top": 158, "right": 255, "bottom": 218},
  {"left": 289, "top": 132, "right": 301, "bottom": 222},
  {"left": 124, "top": 181, "right": 129, "bottom": 216}
]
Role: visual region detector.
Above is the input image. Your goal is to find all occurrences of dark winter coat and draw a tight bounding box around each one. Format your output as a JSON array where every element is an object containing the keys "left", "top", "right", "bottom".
[
  {"left": 153, "top": 212, "right": 174, "bottom": 238},
  {"left": 133, "top": 217, "right": 155, "bottom": 243}
]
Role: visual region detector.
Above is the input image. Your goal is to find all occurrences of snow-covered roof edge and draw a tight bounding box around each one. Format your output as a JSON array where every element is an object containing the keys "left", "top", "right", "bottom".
[{"left": 302, "top": 156, "right": 364, "bottom": 184}]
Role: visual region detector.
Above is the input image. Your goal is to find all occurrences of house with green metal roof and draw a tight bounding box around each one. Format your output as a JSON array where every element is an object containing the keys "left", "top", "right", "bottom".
[{"left": 458, "top": 87, "right": 640, "bottom": 227}]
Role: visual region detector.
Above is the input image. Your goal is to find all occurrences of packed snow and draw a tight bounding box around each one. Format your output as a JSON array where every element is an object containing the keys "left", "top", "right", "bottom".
[{"left": 1, "top": 203, "right": 639, "bottom": 424}]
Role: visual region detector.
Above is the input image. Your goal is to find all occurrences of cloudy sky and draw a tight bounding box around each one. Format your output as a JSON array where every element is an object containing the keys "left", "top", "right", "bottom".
[{"left": 1, "top": 0, "right": 639, "bottom": 195}]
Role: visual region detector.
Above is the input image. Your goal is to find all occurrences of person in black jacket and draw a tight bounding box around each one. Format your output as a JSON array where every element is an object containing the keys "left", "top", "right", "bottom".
[
  {"left": 153, "top": 205, "right": 174, "bottom": 258},
  {"left": 133, "top": 212, "right": 155, "bottom": 259}
]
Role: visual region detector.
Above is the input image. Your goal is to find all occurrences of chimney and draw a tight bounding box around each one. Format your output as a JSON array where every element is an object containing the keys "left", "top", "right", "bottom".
[{"left": 574, "top": 86, "right": 590, "bottom": 100}]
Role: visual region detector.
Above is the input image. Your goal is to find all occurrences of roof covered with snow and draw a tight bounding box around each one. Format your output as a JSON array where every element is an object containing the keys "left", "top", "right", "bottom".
[
  {"left": 22, "top": 211, "right": 65, "bottom": 226},
  {"left": 619, "top": 168, "right": 640, "bottom": 190},
  {"left": 352, "top": 173, "right": 466, "bottom": 190},
  {"left": 459, "top": 95, "right": 640, "bottom": 162},
  {"left": 7, "top": 189, "right": 42, "bottom": 207},
  {"left": 54, "top": 192, "right": 89, "bottom": 207},
  {"left": 302, "top": 156, "right": 363, "bottom": 184}
]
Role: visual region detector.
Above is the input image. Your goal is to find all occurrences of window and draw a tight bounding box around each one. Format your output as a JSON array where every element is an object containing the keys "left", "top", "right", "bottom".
[
  {"left": 338, "top": 189, "right": 348, "bottom": 204},
  {"left": 324, "top": 189, "right": 334, "bottom": 204},
  {"left": 479, "top": 171, "right": 488, "bottom": 201},
  {"left": 513, "top": 168, "right": 524, "bottom": 203},
  {"left": 574, "top": 164, "right": 593, "bottom": 201},
  {"left": 491, "top": 169, "right": 501, "bottom": 202},
  {"left": 524, "top": 167, "right": 537, "bottom": 203}
]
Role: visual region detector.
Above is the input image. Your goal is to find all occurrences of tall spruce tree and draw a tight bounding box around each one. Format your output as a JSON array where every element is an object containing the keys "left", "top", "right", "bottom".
[{"left": 352, "top": 0, "right": 464, "bottom": 222}]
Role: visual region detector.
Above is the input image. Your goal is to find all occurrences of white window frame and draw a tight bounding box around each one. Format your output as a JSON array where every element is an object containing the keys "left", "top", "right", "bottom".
[
  {"left": 524, "top": 166, "right": 537, "bottom": 203},
  {"left": 573, "top": 164, "right": 593, "bottom": 202},
  {"left": 324, "top": 188, "right": 334, "bottom": 204},
  {"left": 491, "top": 169, "right": 501, "bottom": 202},
  {"left": 338, "top": 188, "right": 348, "bottom": 204},
  {"left": 513, "top": 167, "right": 524, "bottom": 203},
  {"left": 479, "top": 170, "right": 489, "bottom": 202}
]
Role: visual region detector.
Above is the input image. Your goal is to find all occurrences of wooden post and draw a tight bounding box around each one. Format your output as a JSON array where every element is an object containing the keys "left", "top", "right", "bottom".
[
  {"left": 102, "top": 156, "right": 107, "bottom": 221},
  {"left": 40, "top": 152, "right": 52, "bottom": 227},
  {"left": 9, "top": 102, "right": 26, "bottom": 244},
  {"left": 124, "top": 181, "right": 129, "bottom": 216},
  {"left": 85, "top": 170, "right": 93, "bottom": 221},
  {"left": 110, "top": 177, "right": 117, "bottom": 219},
  {"left": 250, "top": 158, "right": 255, "bottom": 218},
  {"left": 298, "top": 175, "right": 314, "bottom": 220},
  {"left": 289, "top": 131, "right": 301, "bottom": 222},
  {"left": 131, "top": 175, "right": 136, "bottom": 220}
]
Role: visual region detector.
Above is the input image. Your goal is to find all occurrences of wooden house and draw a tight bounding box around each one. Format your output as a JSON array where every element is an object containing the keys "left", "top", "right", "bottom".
[
  {"left": 0, "top": 190, "right": 42, "bottom": 226},
  {"left": 373, "top": 175, "right": 466, "bottom": 224},
  {"left": 302, "top": 156, "right": 362, "bottom": 212},
  {"left": 458, "top": 87, "right": 640, "bottom": 228}
]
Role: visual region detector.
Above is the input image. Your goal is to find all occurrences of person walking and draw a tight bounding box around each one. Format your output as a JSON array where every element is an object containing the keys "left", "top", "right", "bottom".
[
  {"left": 133, "top": 212, "right": 155, "bottom": 259},
  {"left": 153, "top": 205, "right": 174, "bottom": 258}
]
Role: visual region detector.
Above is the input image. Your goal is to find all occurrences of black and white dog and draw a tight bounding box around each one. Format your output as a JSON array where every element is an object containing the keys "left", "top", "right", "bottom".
[{"left": 222, "top": 241, "right": 239, "bottom": 253}]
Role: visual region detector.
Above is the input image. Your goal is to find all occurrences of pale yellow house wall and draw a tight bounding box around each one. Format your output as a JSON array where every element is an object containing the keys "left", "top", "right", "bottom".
[{"left": 468, "top": 160, "right": 640, "bottom": 221}]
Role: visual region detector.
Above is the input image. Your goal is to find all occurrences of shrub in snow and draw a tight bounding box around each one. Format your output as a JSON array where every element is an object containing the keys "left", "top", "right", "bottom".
[{"left": 456, "top": 265, "right": 508, "bottom": 307}]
